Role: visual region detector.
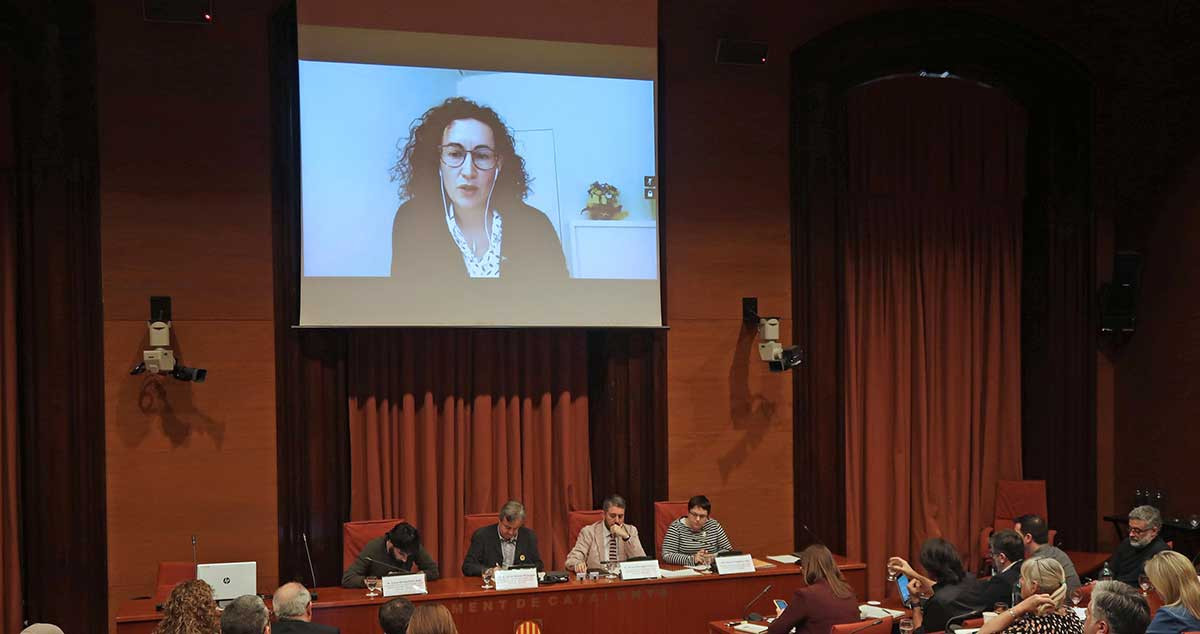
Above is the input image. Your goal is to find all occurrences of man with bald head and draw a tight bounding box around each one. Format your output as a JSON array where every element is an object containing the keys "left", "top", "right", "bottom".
[{"left": 271, "top": 582, "right": 340, "bottom": 634}]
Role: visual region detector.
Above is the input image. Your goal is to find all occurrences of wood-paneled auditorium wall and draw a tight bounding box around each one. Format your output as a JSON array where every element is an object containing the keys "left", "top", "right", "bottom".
[{"left": 99, "top": 3, "right": 281, "bottom": 623}]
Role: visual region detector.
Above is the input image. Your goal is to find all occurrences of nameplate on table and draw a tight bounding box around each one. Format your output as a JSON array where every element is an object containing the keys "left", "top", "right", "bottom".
[
  {"left": 715, "top": 553, "right": 756, "bottom": 575},
  {"left": 382, "top": 573, "right": 427, "bottom": 596},
  {"left": 494, "top": 567, "right": 539, "bottom": 591},
  {"left": 619, "top": 559, "right": 661, "bottom": 580}
]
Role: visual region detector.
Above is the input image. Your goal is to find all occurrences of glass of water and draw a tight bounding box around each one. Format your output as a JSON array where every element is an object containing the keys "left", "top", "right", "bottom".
[
  {"left": 364, "top": 576, "right": 381, "bottom": 597},
  {"left": 605, "top": 560, "right": 621, "bottom": 579},
  {"left": 899, "top": 617, "right": 915, "bottom": 634},
  {"left": 481, "top": 566, "right": 496, "bottom": 590}
]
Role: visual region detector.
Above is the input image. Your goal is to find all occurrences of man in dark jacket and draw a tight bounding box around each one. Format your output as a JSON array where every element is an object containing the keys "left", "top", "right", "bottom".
[
  {"left": 462, "top": 500, "right": 544, "bottom": 576},
  {"left": 1110, "top": 505, "right": 1170, "bottom": 587},
  {"left": 270, "top": 583, "right": 339, "bottom": 634},
  {"left": 342, "top": 522, "right": 440, "bottom": 588}
]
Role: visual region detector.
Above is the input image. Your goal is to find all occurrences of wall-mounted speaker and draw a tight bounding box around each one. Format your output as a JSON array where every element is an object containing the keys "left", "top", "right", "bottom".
[
  {"left": 716, "top": 39, "right": 768, "bottom": 65},
  {"left": 143, "top": 0, "right": 213, "bottom": 24}
]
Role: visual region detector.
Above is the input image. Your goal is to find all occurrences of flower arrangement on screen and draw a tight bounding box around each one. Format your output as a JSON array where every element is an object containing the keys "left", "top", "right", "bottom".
[{"left": 582, "top": 181, "right": 628, "bottom": 220}]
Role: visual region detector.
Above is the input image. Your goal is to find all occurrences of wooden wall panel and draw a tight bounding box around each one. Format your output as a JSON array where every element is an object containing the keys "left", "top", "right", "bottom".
[{"left": 97, "top": 2, "right": 281, "bottom": 630}]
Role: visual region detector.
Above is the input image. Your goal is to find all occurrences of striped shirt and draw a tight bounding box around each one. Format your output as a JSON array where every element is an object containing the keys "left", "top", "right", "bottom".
[{"left": 660, "top": 517, "right": 734, "bottom": 566}]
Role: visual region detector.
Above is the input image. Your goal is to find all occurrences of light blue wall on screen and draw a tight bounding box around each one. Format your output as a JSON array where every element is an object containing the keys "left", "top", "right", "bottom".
[{"left": 299, "top": 61, "right": 457, "bottom": 277}]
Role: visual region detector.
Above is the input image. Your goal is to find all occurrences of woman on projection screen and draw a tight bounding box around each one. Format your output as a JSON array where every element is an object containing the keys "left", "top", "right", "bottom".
[{"left": 389, "top": 97, "right": 566, "bottom": 283}]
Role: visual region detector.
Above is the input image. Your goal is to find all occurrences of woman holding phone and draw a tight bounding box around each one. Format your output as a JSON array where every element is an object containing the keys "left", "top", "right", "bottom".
[{"left": 766, "top": 544, "right": 860, "bottom": 634}]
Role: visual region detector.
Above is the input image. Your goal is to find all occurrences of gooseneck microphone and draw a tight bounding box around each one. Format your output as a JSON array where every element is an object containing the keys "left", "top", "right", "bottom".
[
  {"left": 743, "top": 584, "right": 773, "bottom": 622},
  {"left": 945, "top": 609, "right": 983, "bottom": 633},
  {"left": 847, "top": 618, "right": 886, "bottom": 634},
  {"left": 191, "top": 534, "right": 198, "bottom": 565},
  {"left": 302, "top": 533, "right": 319, "bottom": 600},
  {"left": 364, "top": 556, "right": 406, "bottom": 573}
]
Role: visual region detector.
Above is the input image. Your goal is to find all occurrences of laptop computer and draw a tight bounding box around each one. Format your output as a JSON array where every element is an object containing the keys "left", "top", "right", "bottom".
[{"left": 196, "top": 562, "right": 257, "bottom": 602}]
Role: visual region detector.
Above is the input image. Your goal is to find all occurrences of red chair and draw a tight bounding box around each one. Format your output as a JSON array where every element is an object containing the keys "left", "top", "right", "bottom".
[
  {"left": 153, "top": 561, "right": 196, "bottom": 603},
  {"left": 979, "top": 480, "right": 1057, "bottom": 571},
  {"left": 463, "top": 512, "right": 498, "bottom": 555},
  {"left": 342, "top": 518, "right": 405, "bottom": 569},
  {"left": 567, "top": 509, "right": 604, "bottom": 547},
  {"left": 962, "top": 618, "right": 985, "bottom": 629},
  {"left": 1076, "top": 581, "right": 1096, "bottom": 607},
  {"left": 654, "top": 501, "right": 689, "bottom": 557},
  {"left": 832, "top": 616, "right": 893, "bottom": 634}
]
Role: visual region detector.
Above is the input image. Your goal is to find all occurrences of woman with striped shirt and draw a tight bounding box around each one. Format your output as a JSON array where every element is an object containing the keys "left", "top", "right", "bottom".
[{"left": 661, "top": 495, "right": 735, "bottom": 566}]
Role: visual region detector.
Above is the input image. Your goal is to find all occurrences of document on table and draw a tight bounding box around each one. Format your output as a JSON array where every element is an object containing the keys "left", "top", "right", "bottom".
[
  {"left": 859, "top": 604, "right": 906, "bottom": 619},
  {"left": 659, "top": 567, "right": 702, "bottom": 578},
  {"left": 767, "top": 554, "right": 800, "bottom": 564},
  {"left": 733, "top": 623, "right": 769, "bottom": 633}
]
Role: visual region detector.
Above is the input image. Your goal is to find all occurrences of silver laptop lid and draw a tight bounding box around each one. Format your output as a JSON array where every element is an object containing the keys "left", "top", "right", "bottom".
[{"left": 195, "top": 561, "right": 257, "bottom": 601}]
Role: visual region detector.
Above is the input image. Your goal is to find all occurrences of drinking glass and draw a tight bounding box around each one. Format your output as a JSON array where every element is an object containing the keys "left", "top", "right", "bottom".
[
  {"left": 364, "top": 576, "right": 381, "bottom": 598},
  {"left": 899, "top": 617, "right": 915, "bottom": 634},
  {"left": 1071, "top": 590, "right": 1083, "bottom": 608},
  {"left": 994, "top": 603, "right": 1009, "bottom": 614},
  {"left": 1139, "top": 574, "right": 1151, "bottom": 595},
  {"left": 605, "top": 560, "right": 621, "bottom": 579},
  {"left": 481, "top": 566, "right": 496, "bottom": 590}
]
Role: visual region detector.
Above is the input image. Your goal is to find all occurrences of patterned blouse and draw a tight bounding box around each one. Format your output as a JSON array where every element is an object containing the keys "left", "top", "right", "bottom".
[
  {"left": 445, "top": 204, "right": 504, "bottom": 277},
  {"left": 1003, "top": 610, "right": 1084, "bottom": 634}
]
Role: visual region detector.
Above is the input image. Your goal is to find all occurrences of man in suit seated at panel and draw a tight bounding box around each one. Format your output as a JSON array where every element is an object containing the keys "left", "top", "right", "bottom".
[
  {"left": 271, "top": 583, "right": 339, "bottom": 634},
  {"left": 969, "top": 529, "right": 1026, "bottom": 608},
  {"left": 342, "top": 521, "right": 440, "bottom": 588},
  {"left": 564, "top": 494, "right": 647, "bottom": 573},
  {"left": 462, "top": 499, "right": 544, "bottom": 576}
]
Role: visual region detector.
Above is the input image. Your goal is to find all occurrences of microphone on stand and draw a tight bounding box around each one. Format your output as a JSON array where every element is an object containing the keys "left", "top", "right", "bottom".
[
  {"left": 365, "top": 556, "right": 407, "bottom": 573},
  {"left": 742, "top": 584, "right": 773, "bottom": 622},
  {"left": 302, "top": 533, "right": 319, "bottom": 600},
  {"left": 846, "top": 618, "right": 886, "bottom": 634},
  {"left": 191, "top": 534, "right": 198, "bottom": 566},
  {"left": 945, "top": 609, "right": 984, "bottom": 633}
]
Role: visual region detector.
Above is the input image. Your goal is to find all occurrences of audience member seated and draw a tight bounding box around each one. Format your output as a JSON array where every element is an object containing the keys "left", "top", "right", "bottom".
[
  {"left": 1084, "top": 581, "right": 1151, "bottom": 634},
  {"left": 1016, "top": 514, "right": 1082, "bottom": 595},
  {"left": 271, "top": 582, "right": 339, "bottom": 633},
  {"left": 342, "top": 521, "right": 440, "bottom": 587},
  {"left": 765, "top": 544, "right": 860, "bottom": 634},
  {"left": 978, "top": 558, "right": 1082, "bottom": 634},
  {"left": 407, "top": 603, "right": 459, "bottom": 634},
  {"left": 462, "top": 499, "right": 544, "bottom": 576},
  {"left": 1110, "top": 506, "right": 1170, "bottom": 588},
  {"left": 20, "top": 625, "right": 65, "bottom": 634},
  {"left": 220, "top": 595, "right": 270, "bottom": 634},
  {"left": 891, "top": 538, "right": 984, "bottom": 633},
  {"left": 153, "top": 578, "right": 220, "bottom": 634},
  {"left": 973, "top": 529, "right": 1027, "bottom": 608},
  {"left": 564, "top": 493, "right": 647, "bottom": 573},
  {"left": 1144, "top": 550, "right": 1200, "bottom": 634},
  {"left": 660, "top": 494, "right": 734, "bottom": 566},
  {"left": 378, "top": 597, "right": 416, "bottom": 634}
]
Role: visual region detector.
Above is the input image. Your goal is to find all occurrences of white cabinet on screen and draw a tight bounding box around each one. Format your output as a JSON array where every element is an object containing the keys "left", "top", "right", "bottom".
[{"left": 569, "top": 220, "right": 658, "bottom": 279}]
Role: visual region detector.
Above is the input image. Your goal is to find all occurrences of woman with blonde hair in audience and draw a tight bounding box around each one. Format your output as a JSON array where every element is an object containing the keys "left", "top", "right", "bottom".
[
  {"left": 978, "top": 557, "right": 1082, "bottom": 634},
  {"left": 407, "top": 603, "right": 459, "bottom": 634},
  {"left": 152, "top": 578, "right": 220, "bottom": 634},
  {"left": 1144, "top": 550, "right": 1200, "bottom": 634}
]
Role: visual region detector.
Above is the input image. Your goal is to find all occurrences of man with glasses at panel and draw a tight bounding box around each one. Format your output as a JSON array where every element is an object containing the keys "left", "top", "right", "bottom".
[
  {"left": 660, "top": 495, "right": 735, "bottom": 566},
  {"left": 1109, "top": 505, "right": 1170, "bottom": 587}
]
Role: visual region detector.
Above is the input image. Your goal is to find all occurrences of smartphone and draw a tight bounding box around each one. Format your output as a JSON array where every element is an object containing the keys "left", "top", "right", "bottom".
[
  {"left": 897, "top": 573, "right": 912, "bottom": 605},
  {"left": 773, "top": 599, "right": 788, "bottom": 612}
]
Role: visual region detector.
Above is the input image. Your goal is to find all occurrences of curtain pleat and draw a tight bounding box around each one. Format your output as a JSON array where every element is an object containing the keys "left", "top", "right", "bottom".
[
  {"left": 348, "top": 329, "right": 592, "bottom": 575},
  {"left": 1, "top": 166, "right": 24, "bottom": 634},
  {"left": 843, "top": 76, "right": 1026, "bottom": 601}
]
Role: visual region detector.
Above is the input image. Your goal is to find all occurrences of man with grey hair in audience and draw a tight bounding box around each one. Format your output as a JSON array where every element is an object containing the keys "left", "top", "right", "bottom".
[
  {"left": 1110, "top": 505, "right": 1169, "bottom": 587},
  {"left": 462, "top": 499, "right": 544, "bottom": 575},
  {"left": 271, "top": 582, "right": 340, "bottom": 633},
  {"left": 221, "top": 594, "right": 271, "bottom": 634},
  {"left": 1084, "top": 580, "right": 1151, "bottom": 634}
]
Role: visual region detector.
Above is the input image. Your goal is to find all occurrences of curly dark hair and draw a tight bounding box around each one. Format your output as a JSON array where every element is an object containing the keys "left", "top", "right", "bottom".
[
  {"left": 391, "top": 97, "right": 530, "bottom": 205},
  {"left": 153, "top": 579, "right": 220, "bottom": 634},
  {"left": 919, "top": 537, "right": 967, "bottom": 585}
]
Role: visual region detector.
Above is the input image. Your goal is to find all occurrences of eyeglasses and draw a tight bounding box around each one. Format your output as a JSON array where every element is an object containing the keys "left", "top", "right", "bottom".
[
  {"left": 1128, "top": 526, "right": 1155, "bottom": 536},
  {"left": 688, "top": 511, "right": 709, "bottom": 520},
  {"left": 438, "top": 143, "right": 499, "bottom": 170}
]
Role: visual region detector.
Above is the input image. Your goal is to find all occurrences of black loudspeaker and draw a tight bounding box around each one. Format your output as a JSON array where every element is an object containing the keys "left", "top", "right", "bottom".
[
  {"left": 1100, "top": 251, "right": 1143, "bottom": 334},
  {"left": 716, "top": 39, "right": 768, "bottom": 65},
  {"left": 144, "top": 0, "right": 213, "bottom": 24}
]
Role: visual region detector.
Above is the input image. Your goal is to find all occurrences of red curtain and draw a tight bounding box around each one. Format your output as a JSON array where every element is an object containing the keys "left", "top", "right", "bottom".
[
  {"left": 0, "top": 54, "right": 22, "bottom": 632},
  {"left": 842, "top": 76, "right": 1026, "bottom": 600},
  {"left": 347, "top": 329, "right": 592, "bottom": 575}
]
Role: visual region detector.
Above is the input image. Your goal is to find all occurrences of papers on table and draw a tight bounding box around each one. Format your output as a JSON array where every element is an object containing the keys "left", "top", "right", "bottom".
[
  {"left": 1073, "top": 607, "right": 1087, "bottom": 620},
  {"left": 733, "top": 623, "right": 769, "bottom": 633},
  {"left": 659, "top": 567, "right": 702, "bottom": 578},
  {"left": 768, "top": 554, "right": 800, "bottom": 564},
  {"left": 859, "top": 604, "right": 906, "bottom": 619},
  {"left": 494, "top": 567, "right": 539, "bottom": 591},
  {"left": 382, "top": 573, "right": 427, "bottom": 596},
  {"left": 751, "top": 558, "right": 776, "bottom": 569}
]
